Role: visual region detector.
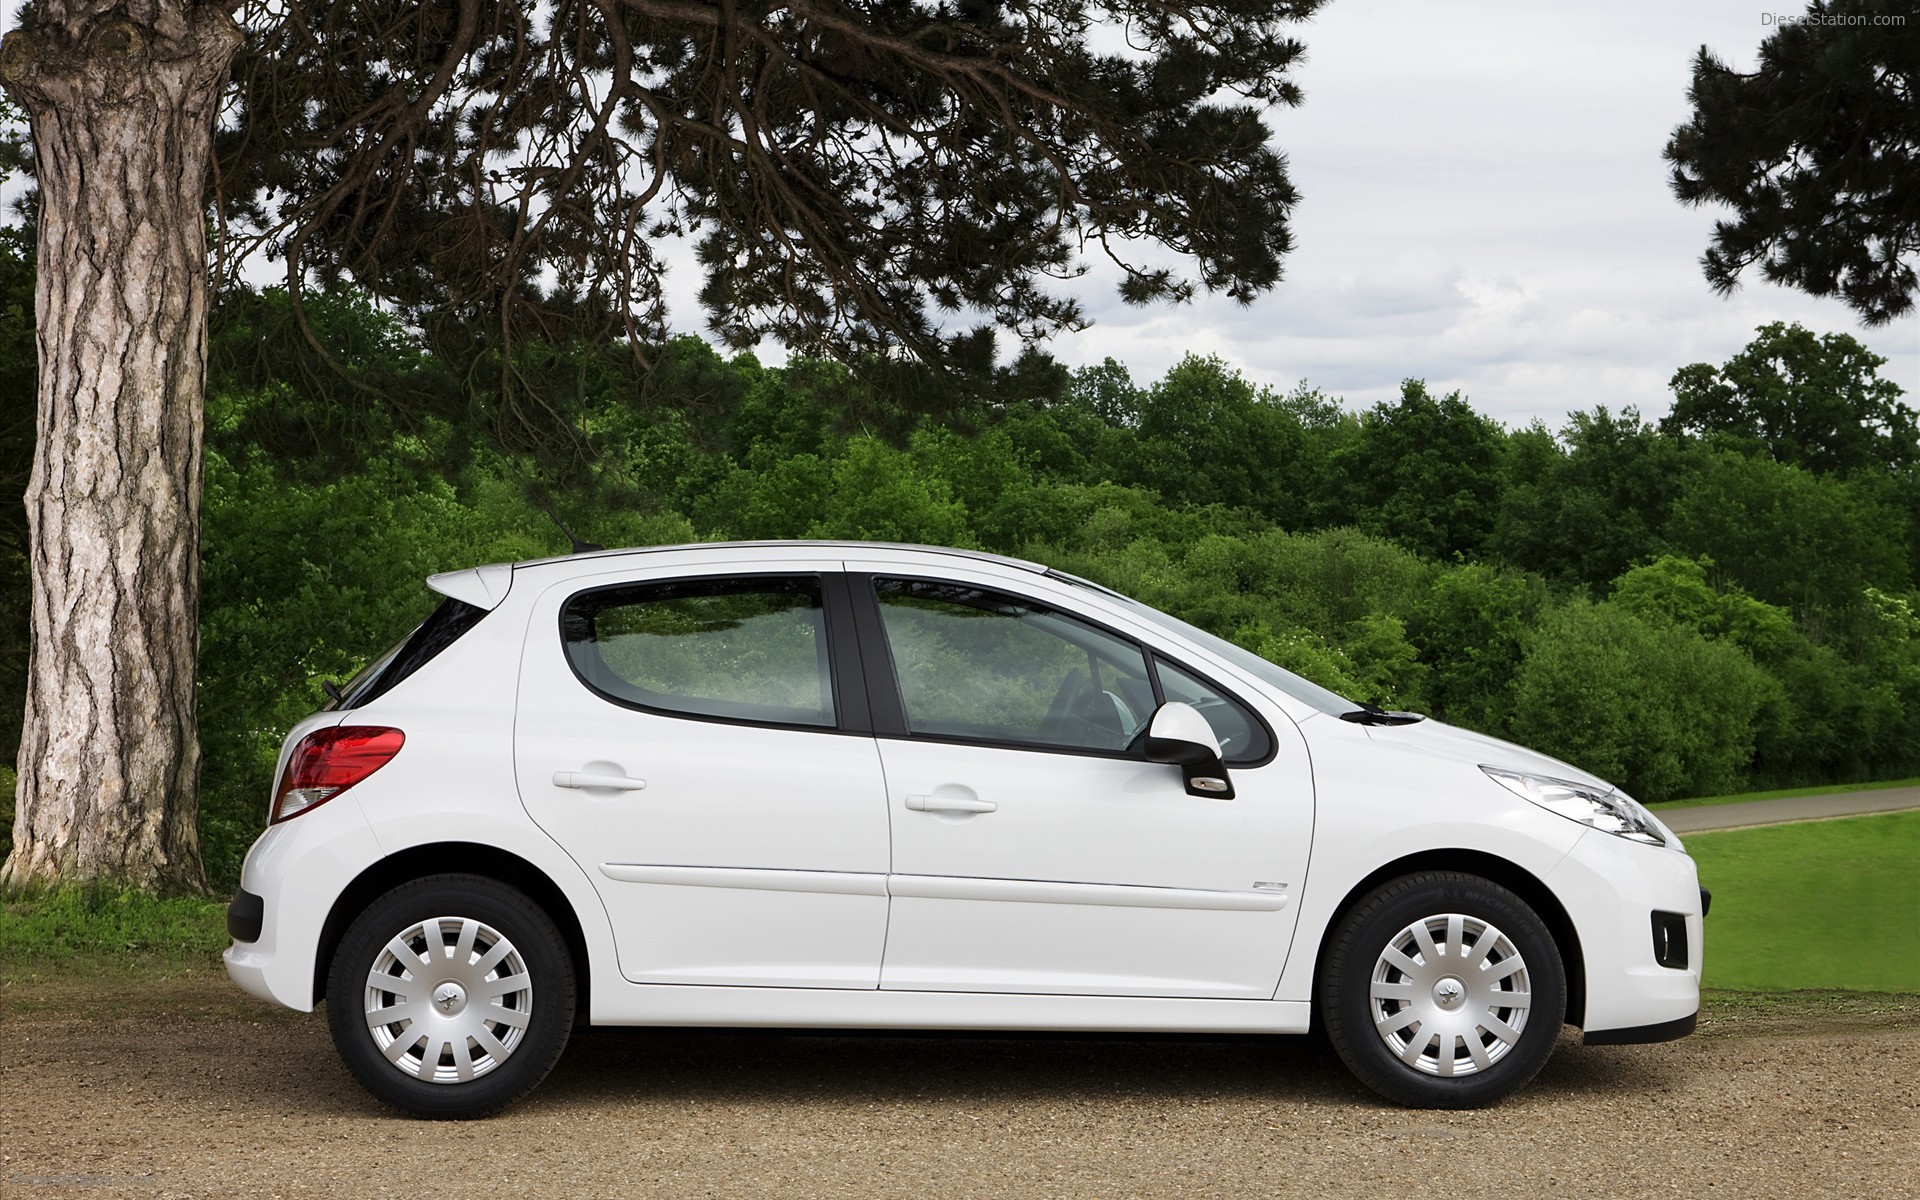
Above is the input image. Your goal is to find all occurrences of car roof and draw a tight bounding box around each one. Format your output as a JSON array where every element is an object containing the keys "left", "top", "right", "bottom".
[
  {"left": 427, "top": 541, "right": 1051, "bottom": 609},
  {"left": 513, "top": 539, "right": 1049, "bottom": 573}
]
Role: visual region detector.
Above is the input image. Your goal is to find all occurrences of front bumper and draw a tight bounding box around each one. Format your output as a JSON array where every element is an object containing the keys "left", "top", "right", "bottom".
[
  {"left": 1584, "top": 1010, "right": 1698, "bottom": 1045},
  {"left": 1546, "top": 829, "right": 1704, "bottom": 1038}
]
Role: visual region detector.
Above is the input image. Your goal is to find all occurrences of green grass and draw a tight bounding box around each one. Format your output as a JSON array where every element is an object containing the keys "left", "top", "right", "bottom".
[
  {"left": 0, "top": 882, "right": 229, "bottom": 970},
  {"left": 1654, "top": 775, "right": 1920, "bottom": 811},
  {"left": 1687, "top": 810, "right": 1920, "bottom": 992}
]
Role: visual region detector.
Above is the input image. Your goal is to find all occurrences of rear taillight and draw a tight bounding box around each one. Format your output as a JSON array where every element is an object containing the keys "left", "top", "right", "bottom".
[{"left": 271, "top": 726, "right": 405, "bottom": 823}]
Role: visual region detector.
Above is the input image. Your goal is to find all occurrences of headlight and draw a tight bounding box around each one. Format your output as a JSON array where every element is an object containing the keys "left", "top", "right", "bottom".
[{"left": 1481, "top": 766, "right": 1667, "bottom": 846}]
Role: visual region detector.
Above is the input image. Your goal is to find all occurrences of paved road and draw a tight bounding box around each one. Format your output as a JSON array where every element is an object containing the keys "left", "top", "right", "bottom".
[{"left": 1658, "top": 786, "right": 1920, "bottom": 833}]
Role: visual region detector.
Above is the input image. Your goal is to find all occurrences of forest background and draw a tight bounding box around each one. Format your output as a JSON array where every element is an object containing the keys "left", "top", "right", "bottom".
[{"left": 0, "top": 225, "right": 1916, "bottom": 891}]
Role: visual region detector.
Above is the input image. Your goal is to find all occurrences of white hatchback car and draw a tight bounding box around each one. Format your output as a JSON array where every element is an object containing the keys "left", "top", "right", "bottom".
[{"left": 225, "top": 541, "right": 1705, "bottom": 1117}]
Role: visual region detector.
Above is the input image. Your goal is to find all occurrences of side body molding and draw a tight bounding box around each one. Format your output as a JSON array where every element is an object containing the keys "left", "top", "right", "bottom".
[{"left": 600, "top": 863, "right": 1289, "bottom": 912}]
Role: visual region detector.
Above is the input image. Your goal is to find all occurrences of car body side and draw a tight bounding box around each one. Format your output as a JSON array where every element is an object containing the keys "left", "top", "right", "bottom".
[{"left": 225, "top": 542, "right": 1701, "bottom": 1041}]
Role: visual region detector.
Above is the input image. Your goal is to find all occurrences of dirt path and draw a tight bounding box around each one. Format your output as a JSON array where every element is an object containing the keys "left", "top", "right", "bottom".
[{"left": 2, "top": 980, "right": 1916, "bottom": 1199}]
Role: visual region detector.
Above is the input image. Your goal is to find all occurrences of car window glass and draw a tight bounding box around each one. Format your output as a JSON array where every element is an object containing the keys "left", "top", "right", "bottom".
[
  {"left": 874, "top": 579, "right": 1153, "bottom": 753},
  {"left": 332, "top": 597, "right": 488, "bottom": 711},
  {"left": 563, "top": 577, "right": 835, "bottom": 727},
  {"left": 1154, "top": 659, "right": 1272, "bottom": 766},
  {"left": 1079, "top": 582, "right": 1358, "bottom": 715}
]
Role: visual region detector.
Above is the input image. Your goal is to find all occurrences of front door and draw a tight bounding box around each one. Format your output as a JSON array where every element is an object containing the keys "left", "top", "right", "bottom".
[
  {"left": 862, "top": 575, "right": 1315, "bottom": 999},
  {"left": 514, "top": 565, "right": 890, "bottom": 988}
]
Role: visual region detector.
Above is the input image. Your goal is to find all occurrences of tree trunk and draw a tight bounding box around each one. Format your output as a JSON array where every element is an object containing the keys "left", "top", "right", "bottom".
[{"left": 0, "top": 3, "right": 240, "bottom": 893}]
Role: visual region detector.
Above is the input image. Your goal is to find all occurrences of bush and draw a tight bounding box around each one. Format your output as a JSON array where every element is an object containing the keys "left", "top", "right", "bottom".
[
  {"left": 1408, "top": 562, "right": 1548, "bottom": 733},
  {"left": 1507, "top": 600, "right": 1772, "bottom": 801},
  {"left": 0, "top": 881, "right": 227, "bottom": 963}
]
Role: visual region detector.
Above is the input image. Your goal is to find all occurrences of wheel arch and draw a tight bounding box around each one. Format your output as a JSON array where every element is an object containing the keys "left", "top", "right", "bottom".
[
  {"left": 1312, "top": 848, "right": 1587, "bottom": 1028},
  {"left": 313, "top": 842, "right": 592, "bottom": 1017}
]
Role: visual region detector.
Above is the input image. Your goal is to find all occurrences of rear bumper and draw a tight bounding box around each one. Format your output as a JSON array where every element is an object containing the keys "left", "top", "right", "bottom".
[
  {"left": 222, "top": 797, "right": 384, "bottom": 1012},
  {"left": 226, "top": 888, "right": 264, "bottom": 943}
]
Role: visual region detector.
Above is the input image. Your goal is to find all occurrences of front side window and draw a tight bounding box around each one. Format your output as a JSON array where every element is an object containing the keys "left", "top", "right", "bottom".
[
  {"left": 563, "top": 576, "right": 835, "bottom": 728},
  {"left": 874, "top": 579, "right": 1154, "bottom": 753},
  {"left": 1156, "top": 659, "right": 1272, "bottom": 766}
]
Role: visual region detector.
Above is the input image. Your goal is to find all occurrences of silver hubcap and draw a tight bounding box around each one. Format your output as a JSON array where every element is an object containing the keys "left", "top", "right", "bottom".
[
  {"left": 364, "top": 916, "right": 534, "bottom": 1085},
  {"left": 1369, "top": 913, "right": 1532, "bottom": 1078}
]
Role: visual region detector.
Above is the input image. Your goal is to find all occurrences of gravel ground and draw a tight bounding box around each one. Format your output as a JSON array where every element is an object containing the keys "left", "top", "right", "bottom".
[{"left": 2, "top": 979, "right": 1917, "bottom": 1200}]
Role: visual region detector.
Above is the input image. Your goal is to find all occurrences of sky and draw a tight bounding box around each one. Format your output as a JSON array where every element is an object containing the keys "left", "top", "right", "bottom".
[
  {"left": 668, "top": 0, "right": 1917, "bottom": 430},
  {"left": 1062, "top": 0, "right": 1920, "bottom": 428}
]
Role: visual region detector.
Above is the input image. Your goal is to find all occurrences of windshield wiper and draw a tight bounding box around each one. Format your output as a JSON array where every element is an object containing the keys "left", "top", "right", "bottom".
[{"left": 1339, "top": 703, "right": 1426, "bottom": 726}]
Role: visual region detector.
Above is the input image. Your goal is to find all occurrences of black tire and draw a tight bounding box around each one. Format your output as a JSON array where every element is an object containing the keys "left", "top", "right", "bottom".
[
  {"left": 326, "top": 874, "right": 576, "bottom": 1119},
  {"left": 1318, "top": 871, "right": 1565, "bottom": 1108}
]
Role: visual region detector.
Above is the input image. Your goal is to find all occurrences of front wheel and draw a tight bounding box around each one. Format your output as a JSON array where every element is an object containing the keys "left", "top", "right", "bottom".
[
  {"left": 1319, "top": 871, "right": 1566, "bottom": 1107},
  {"left": 326, "top": 875, "right": 576, "bottom": 1118}
]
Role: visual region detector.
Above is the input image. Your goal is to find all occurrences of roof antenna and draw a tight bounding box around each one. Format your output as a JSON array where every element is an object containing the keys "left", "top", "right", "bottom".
[{"left": 529, "top": 492, "right": 604, "bottom": 555}]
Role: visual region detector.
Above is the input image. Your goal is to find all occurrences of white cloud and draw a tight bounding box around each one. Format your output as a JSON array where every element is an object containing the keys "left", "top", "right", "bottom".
[{"left": 1035, "top": 0, "right": 1919, "bottom": 430}]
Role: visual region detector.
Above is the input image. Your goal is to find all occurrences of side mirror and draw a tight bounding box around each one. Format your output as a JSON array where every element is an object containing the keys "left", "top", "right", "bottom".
[{"left": 1144, "top": 701, "right": 1234, "bottom": 799}]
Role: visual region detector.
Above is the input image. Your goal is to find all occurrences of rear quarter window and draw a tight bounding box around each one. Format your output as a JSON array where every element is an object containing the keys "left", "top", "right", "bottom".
[{"left": 331, "top": 597, "right": 488, "bottom": 710}]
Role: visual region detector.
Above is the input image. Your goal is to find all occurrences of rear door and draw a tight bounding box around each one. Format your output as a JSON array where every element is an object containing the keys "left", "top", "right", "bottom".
[{"left": 513, "top": 563, "right": 891, "bottom": 988}]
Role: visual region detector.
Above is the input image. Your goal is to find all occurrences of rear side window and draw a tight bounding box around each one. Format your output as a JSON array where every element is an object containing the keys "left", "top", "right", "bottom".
[
  {"left": 332, "top": 597, "right": 488, "bottom": 710},
  {"left": 562, "top": 576, "right": 836, "bottom": 728}
]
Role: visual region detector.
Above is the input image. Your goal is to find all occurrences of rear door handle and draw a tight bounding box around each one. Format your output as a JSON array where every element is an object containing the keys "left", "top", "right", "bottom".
[
  {"left": 553, "top": 771, "right": 648, "bottom": 791},
  {"left": 905, "top": 795, "right": 997, "bottom": 814}
]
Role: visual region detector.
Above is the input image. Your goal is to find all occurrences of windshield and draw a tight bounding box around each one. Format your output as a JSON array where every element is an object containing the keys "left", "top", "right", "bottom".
[{"left": 1050, "top": 571, "right": 1359, "bottom": 716}]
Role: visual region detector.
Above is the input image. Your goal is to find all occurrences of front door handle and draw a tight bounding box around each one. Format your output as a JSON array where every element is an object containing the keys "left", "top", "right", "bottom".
[
  {"left": 905, "top": 794, "right": 996, "bottom": 814},
  {"left": 554, "top": 770, "right": 648, "bottom": 792}
]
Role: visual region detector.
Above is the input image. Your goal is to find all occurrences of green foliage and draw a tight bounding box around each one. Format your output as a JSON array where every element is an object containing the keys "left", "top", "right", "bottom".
[
  {"left": 1665, "top": 449, "right": 1910, "bottom": 619},
  {"left": 206, "top": 288, "right": 470, "bottom": 483},
  {"left": 1507, "top": 600, "right": 1773, "bottom": 801},
  {"left": 1490, "top": 406, "right": 1693, "bottom": 587},
  {"left": 1665, "top": 1, "right": 1920, "bottom": 325},
  {"left": 195, "top": 398, "right": 699, "bottom": 885},
  {"left": 1664, "top": 322, "right": 1917, "bottom": 474},
  {"left": 1339, "top": 380, "right": 1507, "bottom": 560},
  {"left": 1610, "top": 555, "right": 1799, "bottom": 660},
  {"left": 1686, "top": 812, "right": 1920, "bottom": 992},
  {"left": 1128, "top": 354, "right": 1306, "bottom": 518},
  {"left": 1047, "top": 528, "right": 1434, "bottom": 710},
  {"left": 7, "top": 250, "right": 1920, "bottom": 887},
  {"left": 1232, "top": 623, "right": 1371, "bottom": 702},
  {"left": 1407, "top": 562, "right": 1547, "bottom": 732},
  {"left": 205, "top": 0, "right": 1327, "bottom": 393},
  {"left": 167, "top": 307, "right": 1920, "bottom": 877},
  {"left": 0, "top": 883, "right": 229, "bottom": 963}
]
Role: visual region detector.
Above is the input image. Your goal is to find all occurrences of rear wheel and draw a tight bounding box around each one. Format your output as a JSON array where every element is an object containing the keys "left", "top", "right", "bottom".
[
  {"left": 326, "top": 875, "right": 575, "bottom": 1118},
  {"left": 1319, "top": 871, "right": 1565, "bottom": 1107}
]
